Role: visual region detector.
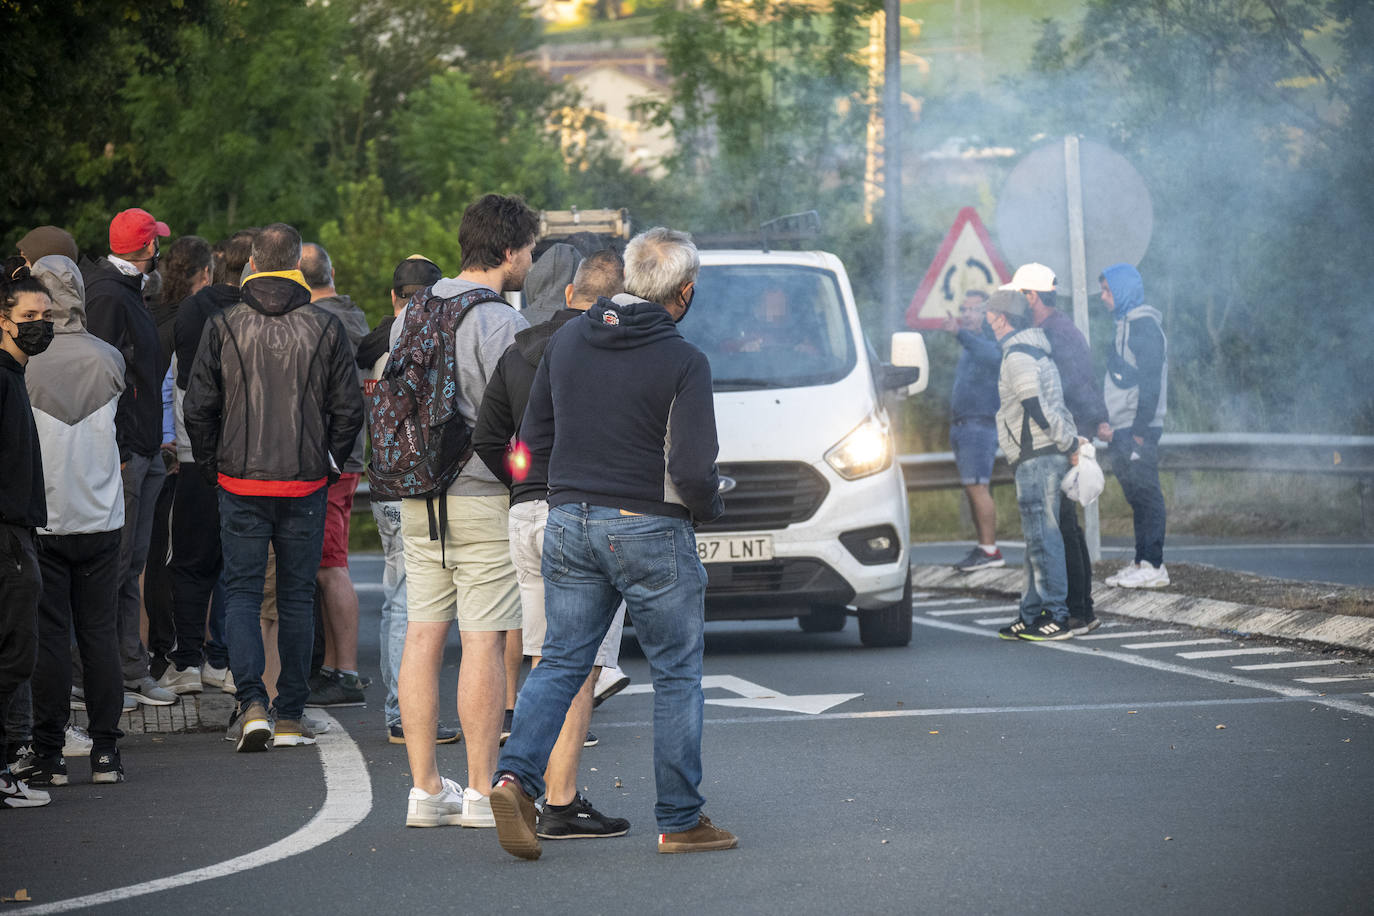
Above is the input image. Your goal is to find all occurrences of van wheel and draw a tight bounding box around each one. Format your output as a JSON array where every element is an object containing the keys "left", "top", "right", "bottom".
[
  {"left": 858, "top": 575, "right": 912, "bottom": 647},
  {"left": 798, "top": 606, "right": 848, "bottom": 633}
]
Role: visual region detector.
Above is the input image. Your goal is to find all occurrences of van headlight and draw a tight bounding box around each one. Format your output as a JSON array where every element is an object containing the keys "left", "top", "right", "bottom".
[{"left": 824, "top": 414, "right": 893, "bottom": 480}]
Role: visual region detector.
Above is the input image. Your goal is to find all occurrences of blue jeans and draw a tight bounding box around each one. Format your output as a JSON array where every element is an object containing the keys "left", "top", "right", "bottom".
[
  {"left": 1108, "top": 433, "right": 1166, "bottom": 567},
  {"left": 498, "top": 504, "right": 709, "bottom": 832},
  {"left": 218, "top": 488, "right": 327, "bottom": 721},
  {"left": 371, "top": 500, "right": 407, "bottom": 728},
  {"left": 1014, "top": 455, "right": 1070, "bottom": 624}
]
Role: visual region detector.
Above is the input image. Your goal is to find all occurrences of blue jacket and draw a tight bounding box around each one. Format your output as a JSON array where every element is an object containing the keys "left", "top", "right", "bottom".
[
  {"left": 520, "top": 294, "right": 723, "bottom": 524},
  {"left": 950, "top": 323, "right": 1001, "bottom": 422}
]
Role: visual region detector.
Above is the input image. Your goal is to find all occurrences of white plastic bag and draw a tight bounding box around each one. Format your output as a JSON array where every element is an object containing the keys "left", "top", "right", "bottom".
[{"left": 1061, "top": 440, "right": 1104, "bottom": 506}]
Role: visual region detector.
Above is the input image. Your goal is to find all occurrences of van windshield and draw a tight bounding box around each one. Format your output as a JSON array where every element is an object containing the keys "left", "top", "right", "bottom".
[{"left": 680, "top": 264, "right": 857, "bottom": 390}]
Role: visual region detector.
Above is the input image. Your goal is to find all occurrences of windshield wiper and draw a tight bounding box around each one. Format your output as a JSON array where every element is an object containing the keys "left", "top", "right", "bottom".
[{"left": 712, "top": 377, "right": 794, "bottom": 390}]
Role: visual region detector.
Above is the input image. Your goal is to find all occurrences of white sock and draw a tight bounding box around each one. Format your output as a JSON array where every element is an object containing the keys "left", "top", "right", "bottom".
[{"left": 978, "top": 544, "right": 997, "bottom": 554}]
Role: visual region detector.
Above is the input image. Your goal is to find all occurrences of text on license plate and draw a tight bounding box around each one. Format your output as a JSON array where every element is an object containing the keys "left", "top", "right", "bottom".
[{"left": 696, "top": 535, "right": 774, "bottom": 563}]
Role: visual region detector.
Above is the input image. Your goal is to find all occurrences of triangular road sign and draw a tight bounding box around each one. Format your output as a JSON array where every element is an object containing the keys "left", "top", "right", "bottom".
[{"left": 905, "top": 207, "right": 1011, "bottom": 329}]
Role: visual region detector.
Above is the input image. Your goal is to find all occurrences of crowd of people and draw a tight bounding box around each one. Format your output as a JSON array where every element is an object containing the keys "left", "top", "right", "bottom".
[
  {"left": 944, "top": 260, "right": 1169, "bottom": 640},
  {"left": 0, "top": 195, "right": 736, "bottom": 857}
]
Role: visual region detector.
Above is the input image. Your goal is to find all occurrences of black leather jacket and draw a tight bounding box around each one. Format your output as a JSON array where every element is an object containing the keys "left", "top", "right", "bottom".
[{"left": 183, "top": 271, "right": 364, "bottom": 486}]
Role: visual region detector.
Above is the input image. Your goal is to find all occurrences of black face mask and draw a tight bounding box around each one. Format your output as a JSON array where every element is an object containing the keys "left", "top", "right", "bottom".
[
  {"left": 675, "top": 286, "right": 695, "bottom": 324},
  {"left": 8, "top": 318, "right": 55, "bottom": 356}
]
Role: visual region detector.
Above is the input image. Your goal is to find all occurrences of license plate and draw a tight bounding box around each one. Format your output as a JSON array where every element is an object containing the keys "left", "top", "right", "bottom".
[{"left": 696, "top": 534, "right": 774, "bottom": 564}]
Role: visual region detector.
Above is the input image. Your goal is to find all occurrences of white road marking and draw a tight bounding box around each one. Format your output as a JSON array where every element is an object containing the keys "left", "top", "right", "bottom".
[
  {"left": 1076, "top": 629, "right": 1182, "bottom": 641},
  {"left": 974, "top": 617, "right": 1012, "bottom": 626},
  {"left": 1233, "top": 660, "right": 1354, "bottom": 671},
  {"left": 1295, "top": 674, "right": 1374, "bottom": 684},
  {"left": 1176, "top": 647, "right": 1290, "bottom": 660},
  {"left": 929, "top": 604, "right": 1020, "bottom": 617},
  {"left": 1120, "top": 638, "right": 1230, "bottom": 649},
  {"left": 352, "top": 582, "right": 385, "bottom": 594},
  {"left": 910, "top": 615, "right": 1374, "bottom": 719},
  {"left": 620, "top": 674, "right": 860, "bottom": 714},
  {"left": 911, "top": 597, "right": 977, "bottom": 608},
  {"left": 21, "top": 712, "right": 371, "bottom": 915}
]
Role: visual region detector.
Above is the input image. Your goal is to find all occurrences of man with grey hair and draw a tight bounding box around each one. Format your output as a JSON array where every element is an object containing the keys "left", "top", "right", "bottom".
[
  {"left": 489, "top": 227, "right": 735, "bottom": 860},
  {"left": 299, "top": 242, "right": 370, "bottom": 708}
]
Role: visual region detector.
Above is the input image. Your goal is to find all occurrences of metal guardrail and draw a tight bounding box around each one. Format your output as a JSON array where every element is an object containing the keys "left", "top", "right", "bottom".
[{"left": 899, "top": 433, "right": 1374, "bottom": 491}]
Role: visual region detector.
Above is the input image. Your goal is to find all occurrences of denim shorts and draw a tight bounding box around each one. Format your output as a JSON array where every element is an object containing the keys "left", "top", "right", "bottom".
[{"left": 951, "top": 419, "right": 998, "bottom": 485}]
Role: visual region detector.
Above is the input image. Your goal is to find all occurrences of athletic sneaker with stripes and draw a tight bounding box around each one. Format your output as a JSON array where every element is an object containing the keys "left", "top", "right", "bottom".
[
  {"left": 998, "top": 618, "right": 1031, "bottom": 640},
  {"left": 1020, "top": 615, "right": 1074, "bottom": 641}
]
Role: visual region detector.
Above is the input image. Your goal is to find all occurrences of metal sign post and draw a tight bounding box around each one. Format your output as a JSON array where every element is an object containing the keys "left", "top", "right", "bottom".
[{"left": 1063, "top": 136, "right": 1101, "bottom": 561}]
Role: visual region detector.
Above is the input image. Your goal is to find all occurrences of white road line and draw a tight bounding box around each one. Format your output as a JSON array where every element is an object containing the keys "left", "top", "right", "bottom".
[
  {"left": 1076, "top": 629, "right": 1181, "bottom": 641},
  {"left": 1120, "top": 638, "right": 1230, "bottom": 650},
  {"left": 352, "top": 582, "right": 384, "bottom": 594},
  {"left": 1295, "top": 674, "right": 1374, "bottom": 684},
  {"left": 911, "top": 597, "right": 977, "bottom": 608},
  {"left": 22, "top": 712, "right": 371, "bottom": 914},
  {"left": 974, "top": 617, "right": 1012, "bottom": 626},
  {"left": 1176, "top": 647, "right": 1290, "bottom": 660},
  {"left": 929, "top": 604, "right": 1020, "bottom": 617},
  {"left": 1233, "top": 660, "right": 1354, "bottom": 671},
  {"left": 909, "top": 615, "right": 1374, "bottom": 719}
]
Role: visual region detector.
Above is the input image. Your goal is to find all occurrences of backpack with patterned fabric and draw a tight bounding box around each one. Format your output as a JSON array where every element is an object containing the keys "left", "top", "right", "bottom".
[{"left": 366, "top": 284, "right": 506, "bottom": 500}]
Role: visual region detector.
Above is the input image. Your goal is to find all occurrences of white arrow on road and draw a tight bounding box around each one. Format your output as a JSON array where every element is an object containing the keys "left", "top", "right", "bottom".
[{"left": 621, "top": 674, "right": 860, "bottom": 715}]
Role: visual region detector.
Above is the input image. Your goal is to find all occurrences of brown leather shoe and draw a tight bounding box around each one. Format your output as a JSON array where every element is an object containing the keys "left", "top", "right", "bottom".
[
  {"left": 490, "top": 774, "right": 542, "bottom": 860},
  {"left": 657, "top": 814, "right": 738, "bottom": 853}
]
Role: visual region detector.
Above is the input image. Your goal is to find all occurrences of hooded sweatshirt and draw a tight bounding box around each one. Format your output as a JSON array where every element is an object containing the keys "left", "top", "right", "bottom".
[
  {"left": 995, "top": 326, "right": 1078, "bottom": 466},
  {"left": 520, "top": 294, "right": 723, "bottom": 523},
  {"left": 184, "top": 271, "right": 364, "bottom": 495},
  {"left": 309, "top": 293, "right": 370, "bottom": 473},
  {"left": 473, "top": 308, "right": 583, "bottom": 505},
  {"left": 1101, "top": 263, "right": 1167, "bottom": 437},
  {"left": 520, "top": 243, "right": 581, "bottom": 328},
  {"left": 26, "top": 256, "right": 127, "bottom": 535},
  {"left": 82, "top": 256, "right": 161, "bottom": 461}
]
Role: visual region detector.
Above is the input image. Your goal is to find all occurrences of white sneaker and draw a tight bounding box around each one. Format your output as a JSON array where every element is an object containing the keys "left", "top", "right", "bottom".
[
  {"left": 1, "top": 772, "right": 50, "bottom": 808},
  {"left": 406, "top": 777, "right": 464, "bottom": 827},
  {"left": 1105, "top": 561, "right": 1140, "bottom": 587},
  {"left": 460, "top": 786, "right": 495, "bottom": 828},
  {"left": 1118, "top": 562, "right": 1169, "bottom": 589},
  {"left": 124, "top": 676, "right": 177, "bottom": 706},
  {"left": 63, "top": 725, "right": 93, "bottom": 758},
  {"left": 157, "top": 665, "right": 203, "bottom": 695},
  {"left": 302, "top": 713, "right": 331, "bottom": 736},
  {"left": 593, "top": 665, "right": 631, "bottom": 708},
  {"left": 203, "top": 664, "right": 237, "bottom": 693}
]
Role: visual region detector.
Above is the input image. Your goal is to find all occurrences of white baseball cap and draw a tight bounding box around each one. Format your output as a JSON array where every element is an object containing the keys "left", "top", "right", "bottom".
[{"left": 1000, "top": 262, "right": 1056, "bottom": 292}]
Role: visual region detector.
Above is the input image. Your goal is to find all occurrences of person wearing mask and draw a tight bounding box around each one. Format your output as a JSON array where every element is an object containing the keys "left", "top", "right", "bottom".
[
  {"left": 0, "top": 262, "right": 54, "bottom": 808},
  {"left": 82, "top": 208, "right": 177, "bottom": 708}
]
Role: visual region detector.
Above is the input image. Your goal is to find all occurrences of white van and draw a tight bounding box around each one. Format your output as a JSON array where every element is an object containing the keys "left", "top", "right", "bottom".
[{"left": 681, "top": 250, "right": 928, "bottom": 647}]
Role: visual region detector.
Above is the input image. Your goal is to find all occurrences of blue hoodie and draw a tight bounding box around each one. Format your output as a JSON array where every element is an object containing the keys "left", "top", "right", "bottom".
[
  {"left": 519, "top": 293, "right": 723, "bottom": 523},
  {"left": 1101, "top": 263, "right": 1167, "bottom": 436}
]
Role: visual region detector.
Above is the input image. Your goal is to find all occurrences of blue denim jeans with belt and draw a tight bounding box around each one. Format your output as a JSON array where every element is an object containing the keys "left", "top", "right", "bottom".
[
  {"left": 1014, "top": 454, "right": 1070, "bottom": 624},
  {"left": 497, "top": 503, "right": 708, "bottom": 832}
]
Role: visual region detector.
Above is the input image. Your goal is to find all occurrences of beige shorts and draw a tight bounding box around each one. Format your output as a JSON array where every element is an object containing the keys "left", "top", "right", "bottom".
[
  {"left": 508, "top": 499, "right": 626, "bottom": 664},
  {"left": 401, "top": 494, "right": 521, "bottom": 631}
]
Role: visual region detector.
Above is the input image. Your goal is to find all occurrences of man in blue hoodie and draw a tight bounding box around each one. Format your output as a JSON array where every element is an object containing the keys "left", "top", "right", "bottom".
[
  {"left": 944, "top": 289, "right": 1004, "bottom": 571},
  {"left": 489, "top": 227, "right": 736, "bottom": 861},
  {"left": 1099, "top": 263, "right": 1169, "bottom": 589}
]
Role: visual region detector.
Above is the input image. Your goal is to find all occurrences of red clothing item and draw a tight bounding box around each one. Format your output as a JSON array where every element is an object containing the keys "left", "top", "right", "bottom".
[{"left": 217, "top": 474, "right": 327, "bottom": 498}]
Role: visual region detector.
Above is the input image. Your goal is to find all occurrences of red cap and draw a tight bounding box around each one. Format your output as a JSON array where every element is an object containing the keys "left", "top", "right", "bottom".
[{"left": 109, "top": 208, "right": 170, "bottom": 254}]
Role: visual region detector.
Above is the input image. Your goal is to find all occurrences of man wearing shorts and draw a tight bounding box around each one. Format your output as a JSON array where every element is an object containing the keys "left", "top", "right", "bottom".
[
  {"left": 944, "top": 289, "right": 1005, "bottom": 571},
  {"left": 474, "top": 247, "right": 630, "bottom": 839},
  {"left": 396, "top": 195, "right": 535, "bottom": 829}
]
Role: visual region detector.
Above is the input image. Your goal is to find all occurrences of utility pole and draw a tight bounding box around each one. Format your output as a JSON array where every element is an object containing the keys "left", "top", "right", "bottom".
[{"left": 883, "top": 0, "right": 902, "bottom": 338}]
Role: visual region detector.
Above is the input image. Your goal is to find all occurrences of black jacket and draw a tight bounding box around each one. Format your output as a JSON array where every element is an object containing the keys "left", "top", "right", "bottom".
[
  {"left": 83, "top": 258, "right": 161, "bottom": 460},
  {"left": 183, "top": 272, "right": 364, "bottom": 488},
  {"left": 521, "top": 295, "right": 723, "bottom": 524},
  {"left": 0, "top": 350, "right": 46, "bottom": 528},
  {"left": 473, "top": 308, "right": 582, "bottom": 505},
  {"left": 175, "top": 283, "right": 241, "bottom": 390}
]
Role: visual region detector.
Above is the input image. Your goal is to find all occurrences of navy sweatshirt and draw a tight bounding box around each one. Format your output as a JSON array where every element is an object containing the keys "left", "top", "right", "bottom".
[
  {"left": 950, "top": 323, "right": 1001, "bottom": 422},
  {"left": 520, "top": 295, "right": 723, "bottom": 524}
]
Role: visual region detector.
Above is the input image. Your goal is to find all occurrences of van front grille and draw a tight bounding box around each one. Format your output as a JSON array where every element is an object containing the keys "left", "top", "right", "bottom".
[{"left": 699, "top": 461, "right": 829, "bottom": 532}]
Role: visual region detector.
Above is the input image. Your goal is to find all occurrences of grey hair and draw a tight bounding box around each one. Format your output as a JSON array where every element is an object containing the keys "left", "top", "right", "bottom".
[
  {"left": 299, "top": 243, "right": 333, "bottom": 289},
  {"left": 622, "top": 227, "right": 699, "bottom": 306}
]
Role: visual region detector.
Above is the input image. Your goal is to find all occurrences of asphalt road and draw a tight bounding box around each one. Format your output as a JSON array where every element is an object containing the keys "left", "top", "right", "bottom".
[{"left": 7, "top": 554, "right": 1373, "bottom": 915}]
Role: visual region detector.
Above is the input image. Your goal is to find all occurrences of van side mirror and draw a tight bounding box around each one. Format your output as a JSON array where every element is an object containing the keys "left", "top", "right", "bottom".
[{"left": 888, "top": 332, "right": 929, "bottom": 396}]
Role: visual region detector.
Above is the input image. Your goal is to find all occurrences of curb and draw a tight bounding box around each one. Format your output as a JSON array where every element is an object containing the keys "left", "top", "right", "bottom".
[
  {"left": 72, "top": 690, "right": 235, "bottom": 737},
  {"left": 912, "top": 564, "right": 1374, "bottom": 654}
]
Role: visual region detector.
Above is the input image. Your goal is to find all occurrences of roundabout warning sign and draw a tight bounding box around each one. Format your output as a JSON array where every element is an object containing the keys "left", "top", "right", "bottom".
[{"left": 904, "top": 207, "right": 1010, "bottom": 329}]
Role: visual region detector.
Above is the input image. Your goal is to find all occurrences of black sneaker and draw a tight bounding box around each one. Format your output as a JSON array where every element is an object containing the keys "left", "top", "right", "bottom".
[
  {"left": 92, "top": 749, "right": 125, "bottom": 784},
  {"left": 1020, "top": 615, "right": 1074, "bottom": 641},
  {"left": 1067, "top": 615, "right": 1101, "bottom": 636},
  {"left": 536, "top": 793, "right": 630, "bottom": 839},
  {"left": 10, "top": 753, "right": 68, "bottom": 787},
  {"left": 954, "top": 547, "right": 1006, "bottom": 572},
  {"left": 388, "top": 723, "right": 461, "bottom": 745},
  {"left": 499, "top": 709, "right": 514, "bottom": 746},
  {"left": 583, "top": 731, "right": 598, "bottom": 748},
  {"left": 305, "top": 671, "right": 366, "bottom": 708},
  {"left": 997, "top": 619, "right": 1030, "bottom": 640}
]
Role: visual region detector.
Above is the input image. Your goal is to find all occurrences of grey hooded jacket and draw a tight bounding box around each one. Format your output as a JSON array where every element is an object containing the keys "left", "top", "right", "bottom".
[
  {"left": 995, "top": 327, "right": 1078, "bottom": 467},
  {"left": 26, "top": 255, "right": 127, "bottom": 535}
]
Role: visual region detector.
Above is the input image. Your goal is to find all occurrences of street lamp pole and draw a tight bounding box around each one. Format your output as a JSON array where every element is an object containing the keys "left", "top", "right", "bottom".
[{"left": 883, "top": 0, "right": 903, "bottom": 338}]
